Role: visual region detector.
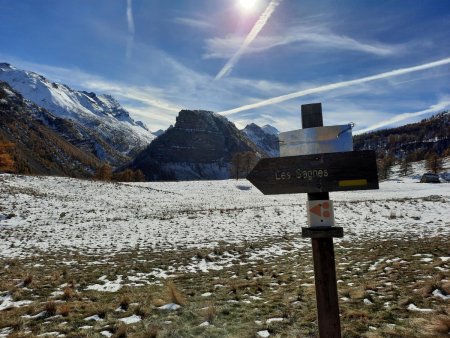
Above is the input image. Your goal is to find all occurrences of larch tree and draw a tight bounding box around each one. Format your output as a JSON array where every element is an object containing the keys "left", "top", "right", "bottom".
[{"left": 0, "top": 142, "right": 15, "bottom": 173}]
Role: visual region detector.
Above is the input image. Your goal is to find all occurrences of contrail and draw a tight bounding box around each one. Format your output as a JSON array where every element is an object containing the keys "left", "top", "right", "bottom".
[
  {"left": 219, "top": 57, "right": 450, "bottom": 116},
  {"left": 355, "top": 100, "right": 450, "bottom": 134},
  {"left": 126, "top": 0, "right": 135, "bottom": 60},
  {"left": 215, "top": 0, "right": 282, "bottom": 80}
]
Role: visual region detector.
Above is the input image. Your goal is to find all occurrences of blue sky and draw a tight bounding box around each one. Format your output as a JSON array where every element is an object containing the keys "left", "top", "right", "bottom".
[{"left": 1, "top": 0, "right": 450, "bottom": 132}]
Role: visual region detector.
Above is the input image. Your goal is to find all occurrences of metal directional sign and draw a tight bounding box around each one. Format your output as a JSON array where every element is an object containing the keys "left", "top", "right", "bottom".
[
  {"left": 247, "top": 150, "right": 379, "bottom": 195},
  {"left": 279, "top": 124, "right": 353, "bottom": 157}
]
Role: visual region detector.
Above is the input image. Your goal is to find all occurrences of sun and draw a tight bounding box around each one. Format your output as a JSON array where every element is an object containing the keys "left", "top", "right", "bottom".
[{"left": 238, "top": 0, "right": 258, "bottom": 12}]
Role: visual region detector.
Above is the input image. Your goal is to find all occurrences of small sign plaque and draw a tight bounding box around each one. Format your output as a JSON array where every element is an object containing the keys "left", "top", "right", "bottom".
[{"left": 307, "top": 200, "right": 335, "bottom": 227}]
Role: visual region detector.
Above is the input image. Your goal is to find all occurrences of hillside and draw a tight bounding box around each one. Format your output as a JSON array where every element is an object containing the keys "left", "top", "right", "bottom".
[
  {"left": 354, "top": 112, "right": 450, "bottom": 160},
  {"left": 0, "top": 81, "right": 101, "bottom": 176}
]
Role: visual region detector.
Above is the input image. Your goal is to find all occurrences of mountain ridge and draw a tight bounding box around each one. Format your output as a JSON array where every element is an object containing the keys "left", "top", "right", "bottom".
[{"left": 0, "top": 62, "right": 154, "bottom": 164}]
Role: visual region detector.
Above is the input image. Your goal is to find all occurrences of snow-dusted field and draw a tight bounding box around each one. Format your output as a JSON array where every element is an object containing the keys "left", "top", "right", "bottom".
[
  {"left": 0, "top": 166, "right": 449, "bottom": 259},
  {"left": 0, "top": 161, "right": 449, "bottom": 337}
]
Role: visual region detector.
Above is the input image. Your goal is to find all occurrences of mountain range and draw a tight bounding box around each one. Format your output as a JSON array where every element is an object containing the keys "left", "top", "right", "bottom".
[
  {"left": 0, "top": 63, "right": 154, "bottom": 165},
  {"left": 0, "top": 62, "right": 448, "bottom": 180}
]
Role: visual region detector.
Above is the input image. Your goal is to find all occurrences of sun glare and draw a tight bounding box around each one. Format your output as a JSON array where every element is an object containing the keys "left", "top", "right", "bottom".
[{"left": 238, "top": 0, "right": 258, "bottom": 11}]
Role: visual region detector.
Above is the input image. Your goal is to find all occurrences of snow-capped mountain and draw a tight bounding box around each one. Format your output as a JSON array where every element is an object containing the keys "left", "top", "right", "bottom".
[
  {"left": 0, "top": 63, "right": 154, "bottom": 163},
  {"left": 242, "top": 123, "right": 279, "bottom": 157},
  {"left": 261, "top": 124, "right": 279, "bottom": 136},
  {"left": 0, "top": 81, "right": 103, "bottom": 176}
]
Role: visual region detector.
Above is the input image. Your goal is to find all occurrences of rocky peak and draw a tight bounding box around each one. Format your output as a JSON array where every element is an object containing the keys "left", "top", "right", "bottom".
[
  {"left": 261, "top": 124, "right": 279, "bottom": 135},
  {"left": 130, "top": 109, "right": 264, "bottom": 180},
  {"left": 243, "top": 123, "right": 279, "bottom": 157}
]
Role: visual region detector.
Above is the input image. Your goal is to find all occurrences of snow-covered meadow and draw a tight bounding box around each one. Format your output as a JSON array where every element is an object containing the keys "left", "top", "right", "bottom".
[
  {"left": 0, "top": 160, "right": 449, "bottom": 337},
  {"left": 1, "top": 168, "right": 449, "bottom": 259}
]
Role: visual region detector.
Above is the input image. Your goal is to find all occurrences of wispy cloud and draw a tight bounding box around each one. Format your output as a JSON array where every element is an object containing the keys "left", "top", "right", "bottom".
[
  {"left": 173, "top": 17, "right": 212, "bottom": 29},
  {"left": 355, "top": 99, "right": 450, "bottom": 134},
  {"left": 205, "top": 24, "right": 400, "bottom": 60},
  {"left": 215, "top": 0, "right": 282, "bottom": 79},
  {"left": 126, "top": 0, "right": 135, "bottom": 60},
  {"left": 0, "top": 56, "right": 182, "bottom": 129},
  {"left": 219, "top": 57, "right": 450, "bottom": 116}
]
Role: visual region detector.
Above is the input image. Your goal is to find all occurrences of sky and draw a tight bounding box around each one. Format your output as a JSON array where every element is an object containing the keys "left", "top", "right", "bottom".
[{"left": 1, "top": 0, "right": 450, "bottom": 133}]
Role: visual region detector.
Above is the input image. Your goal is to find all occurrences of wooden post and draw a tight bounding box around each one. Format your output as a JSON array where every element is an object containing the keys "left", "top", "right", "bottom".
[{"left": 302, "top": 103, "right": 342, "bottom": 338}]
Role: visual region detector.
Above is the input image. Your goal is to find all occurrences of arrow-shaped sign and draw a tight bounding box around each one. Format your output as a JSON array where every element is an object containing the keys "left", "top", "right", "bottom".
[{"left": 247, "top": 150, "right": 379, "bottom": 195}]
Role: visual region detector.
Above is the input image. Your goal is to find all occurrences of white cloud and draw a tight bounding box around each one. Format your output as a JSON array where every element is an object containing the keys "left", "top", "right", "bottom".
[
  {"left": 205, "top": 23, "right": 401, "bottom": 60},
  {"left": 215, "top": 0, "right": 282, "bottom": 79},
  {"left": 173, "top": 17, "right": 212, "bottom": 29},
  {"left": 219, "top": 57, "right": 450, "bottom": 116},
  {"left": 355, "top": 99, "right": 450, "bottom": 134},
  {"left": 126, "top": 0, "right": 135, "bottom": 60}
]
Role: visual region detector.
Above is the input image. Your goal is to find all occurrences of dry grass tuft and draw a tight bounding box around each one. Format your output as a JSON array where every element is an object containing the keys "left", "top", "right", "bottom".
[
  {"left": 45, "top": 301, "right": 57, "bottom": 316},
  {"left": 424, "top": 315, "right": 450, "bottom": 336},
  {"left": 440, "top": 281, "right": 450, "bottom": 294},
  {"left": 62, "top": 287, "right": 74, "bottom": 300},
  {"left": 141, "top": 325, "right": 160, "bottom": 338},
  {"left": 58, "top": 304, "right": 71, "bottom": 317},
  {"left": 113, "top": 324, "right": 128, "bottom": 338},
  {"left": 119, "top": 295, "right": 131, "bottom": 310},
  {"left": 203, "top": 303, "right": 217, "bottom": 323},
  {"left": 135, "top": 305, "right": 148, "bottom": 318},
  {"left": 166, "top": 281, "right": 185, "bottom": 305},
  {"left": 23, "top": 275, "right": 33, "bottom": 287}
]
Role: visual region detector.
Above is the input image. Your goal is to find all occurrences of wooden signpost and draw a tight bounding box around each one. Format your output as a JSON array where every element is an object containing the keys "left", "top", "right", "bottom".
[{"left": 247, "top": 103, "right": 379, "bottom": 338}]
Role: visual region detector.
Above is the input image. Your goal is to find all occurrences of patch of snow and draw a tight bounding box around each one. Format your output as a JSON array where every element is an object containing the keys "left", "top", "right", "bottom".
[
  {"left": 363, "top": 298, "right": 374, "bottom": 305},
  {"left": 369, "top": 258, "right": 384, "bottom": 271},
  {"left": 100, "top": 331, "right": 113, "bottom": 337},
  {"left": 119, "top": 314, "right": 142, "bottom": 324},
  {"left": 266, "top": 318, "right": 284, "bottom": 324},
  {"left": 257, "top": 330, "right": 270, "bottom": 337},
  {"left": 36, "top": 333, "right": 60, "bottom": 337},
  {"left": 84, "top": 314, "right": 103, "bottom": 321},
  {"left": 0, "top": 294, "right": 33, "bottom": 311},
  {"left": 407, "top": 303, "right": 434, "bottom": 312},
  {"left": 158, "top": 303, "right": 181, "bottom": 311},
  {"left": 21, "top": 311, "right": 47, "bottom": 319},
  {"left": 0, "top": 327, "right": 13, "bottom": 338},
  {"left": 432, "top": 289, "right": 450, "bottom": 300},
  {"left": 420, "top": 258, "right": 433, "bottom": 263},
  {"left": 85, "top": 276, "right": 122, "bottom": 292}
]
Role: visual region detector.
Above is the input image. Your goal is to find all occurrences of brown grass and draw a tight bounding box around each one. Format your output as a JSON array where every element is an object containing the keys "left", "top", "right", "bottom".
[
  {"left": 166, "top": 281, "right": 185, "bottom": 305},
  {"left": 62, "top": 287, "right": 74, "bottom": 300},
  {"left": 44, "top": 301, "right": 57, "bottom": 316},
  {"left": 22, "top": 275, "right": 33, "bottom": 287},
  {"left": 57, "top": 304, "right": 71, "bottom": 317}
]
